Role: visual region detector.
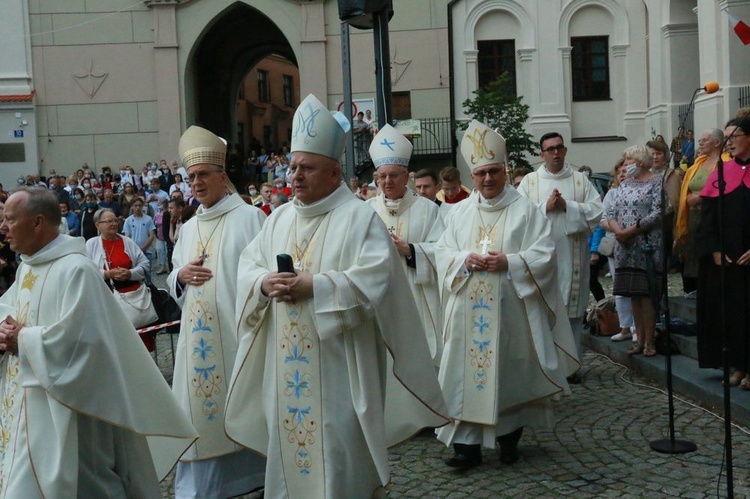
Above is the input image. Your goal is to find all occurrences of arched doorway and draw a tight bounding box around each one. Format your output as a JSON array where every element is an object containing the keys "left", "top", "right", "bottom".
[{"left": 191, "top": 2, "right": 298, "bottom": 158}]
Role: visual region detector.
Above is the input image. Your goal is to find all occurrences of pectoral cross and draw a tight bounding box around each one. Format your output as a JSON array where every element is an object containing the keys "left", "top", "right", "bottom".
[
  {"left": 295, "top": 259, "right": 303, "bottom": 271},
  {"left": 480, "top": 235, "right": 493, "bottom": 255}
]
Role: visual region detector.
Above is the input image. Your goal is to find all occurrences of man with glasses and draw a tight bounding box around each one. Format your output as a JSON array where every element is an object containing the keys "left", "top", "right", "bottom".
[
  {"left": 435, "top": 121, "right": 578, "bottom": 469},
  {"left": 167, "top": 126, "right": 266, "bottom": 499},
  {"left": 367, "top": 125, "right": 446, "bottom": 367},
  {"left": 517, "top": 132, "right": 603, "bottom": 383}
]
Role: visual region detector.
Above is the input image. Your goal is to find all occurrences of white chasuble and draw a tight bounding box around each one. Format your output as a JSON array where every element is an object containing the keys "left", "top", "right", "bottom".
[
  {"left": 277, "top": 214, "right": 330, "bottom": 497},
  {"left": 435, "top": 190, "right": 580, "bottom": 446},
  {"left": 0, "top": 236, "right": 197, "bottom": 498},
  {"left": 367, "top": 189, "right": 445, "bottom": 365},
  {"left": 226, "top": 184, "right": 449, "bottom": 498},
  {"left": 517, "top": 166, "right": 603, "bottom": 318}
]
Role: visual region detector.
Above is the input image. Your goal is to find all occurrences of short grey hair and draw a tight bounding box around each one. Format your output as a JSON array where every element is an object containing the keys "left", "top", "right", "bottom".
[
  {"left": 93, "top": 208, "right": 116, "bottom": 224},
  {"left": 623, "top": 145, "right": 652, "bottom": 168},
  {"left": 15, "top": 187, "right": 60, "bottom": 227},
  {"left": 703, "top": 128, "right": 724, "bottom": 143}
]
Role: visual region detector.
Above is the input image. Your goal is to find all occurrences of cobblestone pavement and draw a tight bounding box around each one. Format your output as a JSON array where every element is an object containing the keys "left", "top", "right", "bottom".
[{"left": 155, "top": 271, "right": 746, "bottom": 497}]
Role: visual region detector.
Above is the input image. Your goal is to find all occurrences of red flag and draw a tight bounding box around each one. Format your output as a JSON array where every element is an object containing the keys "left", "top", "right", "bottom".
[{"left": 728, "top": 11, "right": 750, "bottom": 45}]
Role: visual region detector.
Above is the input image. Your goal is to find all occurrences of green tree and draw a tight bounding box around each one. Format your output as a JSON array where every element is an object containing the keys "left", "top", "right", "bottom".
[{"left": 460, "top": 73, "right": 537, "bottom": 169}]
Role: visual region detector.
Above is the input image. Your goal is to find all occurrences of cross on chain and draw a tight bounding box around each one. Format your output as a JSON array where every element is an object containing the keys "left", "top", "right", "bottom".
[{"left": 480, "top": 235, "right": 493, "bottom": 255}]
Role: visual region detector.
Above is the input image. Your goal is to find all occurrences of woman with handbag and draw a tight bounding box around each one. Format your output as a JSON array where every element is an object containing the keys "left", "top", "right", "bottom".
[
  {"left": 601, "top": 146, "right": 664, "bottom": 357},
  {"left": 85, "top": 208, "right": 158, "bottom": 352}
]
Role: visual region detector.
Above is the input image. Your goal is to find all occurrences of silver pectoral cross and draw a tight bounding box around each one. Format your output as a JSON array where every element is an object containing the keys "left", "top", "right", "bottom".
[{"left": 480, "top": 235, "right": 493, "bottom": 255}]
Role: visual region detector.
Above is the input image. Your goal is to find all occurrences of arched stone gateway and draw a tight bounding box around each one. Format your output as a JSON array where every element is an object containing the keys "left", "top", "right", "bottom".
[{"left": 188, "top": 3, "right": 297, "bottom": 143}]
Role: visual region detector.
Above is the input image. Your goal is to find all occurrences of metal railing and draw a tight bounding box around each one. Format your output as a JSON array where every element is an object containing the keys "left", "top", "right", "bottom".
[
  {"left": 348, "top": 117, "right": 454, "bottom": 174},
  {"left": 409, "top": 117, "right": 453, "bottom": 158},
  {"left": 677, "top": 102, "right": 694, "bottom": 131},
  {"left": 740, "top": 85, "right": 750, "bottom": 109}
]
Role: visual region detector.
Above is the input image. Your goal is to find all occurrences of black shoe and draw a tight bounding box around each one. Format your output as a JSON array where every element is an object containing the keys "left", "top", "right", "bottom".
[
  {"left": 444, "top": 443, "right": 482, "bottom": 469},
  {"left": 496, "top": 427, "right": 523, "bottom": 465},
  {"left": 567, "top": 372, "right": 582, "bottom": 385}
]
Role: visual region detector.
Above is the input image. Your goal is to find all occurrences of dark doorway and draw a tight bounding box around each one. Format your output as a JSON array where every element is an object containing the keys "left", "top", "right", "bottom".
[{"left": 192, "top": 2, "right": 297, "bottom": 155}]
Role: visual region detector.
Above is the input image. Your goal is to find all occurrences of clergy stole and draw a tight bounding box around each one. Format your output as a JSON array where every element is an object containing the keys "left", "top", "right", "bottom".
[
  {"left": 523, "top": 172, "right": 586, "bottom": 316},
  {"left": 0, "top": 268, "right": 37, "bottom": 492},
  {"left": 182, "top": 216, "right": 235, "bottom": 459},
  {"left": 462, "top": 208, "right": 508, "bottom": 425},
  {"left": 277, "top": 213, "right": 331, "bottom": 497}
]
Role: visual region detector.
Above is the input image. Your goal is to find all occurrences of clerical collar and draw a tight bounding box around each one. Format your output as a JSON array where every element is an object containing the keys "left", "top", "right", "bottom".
[
  {"left": 200, "top": 194, "right": 230, "bottom": 216},
  {"left": 541, "top": 163, "right": 573, "bottom": 178},
  {"left": 294, "top": 183, "right": 353, "bottom": 218},
  {"left": 383, "top": 197, "right": 401, "bottom": 209},
  {"left": 479, "top": 187, "right": 508, "bottom": 206}
]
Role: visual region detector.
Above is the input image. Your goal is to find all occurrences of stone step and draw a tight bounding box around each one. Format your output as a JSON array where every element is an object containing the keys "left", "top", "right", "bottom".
[
  {"left": 668, "top": 295, "right": 696, "bottom": 323},
  {"left": 582, "top": 333, "right": 750, "bottom": 428}
]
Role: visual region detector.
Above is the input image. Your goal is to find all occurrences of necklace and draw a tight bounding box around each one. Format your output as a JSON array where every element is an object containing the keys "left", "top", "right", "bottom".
[
  {"left": 476, "top": 208, "right": 507, "bottom": 255},
  {"left": 196, "top": 219, "right": 222, "bottom": 261},
  {"left": 292, "top": 214, "right": 328, "bottom": 271},
  {"left": 103, "top": 237, "right": 117, "bottom": 267}
]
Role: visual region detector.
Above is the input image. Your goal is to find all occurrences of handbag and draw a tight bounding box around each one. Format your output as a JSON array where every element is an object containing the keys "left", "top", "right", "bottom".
[
  {"left": 598, "top": 235, "right": 615, "bottom": 257},
  {"left": 103, "top": 238, "right": 158, "bottom": 329},
  {"left": 114, "top": 284, "right": 159, "bottom": 328}
]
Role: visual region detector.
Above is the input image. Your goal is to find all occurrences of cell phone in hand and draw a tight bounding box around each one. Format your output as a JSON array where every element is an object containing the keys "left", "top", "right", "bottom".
[{"left": 277, "top": 254, "right": 295, "bottom": 273}]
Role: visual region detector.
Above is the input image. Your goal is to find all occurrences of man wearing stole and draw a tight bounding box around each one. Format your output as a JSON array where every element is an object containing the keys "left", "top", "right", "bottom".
[
  {"left": 0, "top": 188, "right": 197, "bottom": 497},
  {"left": 226, "top": 94, "right": 448, "bottom": 498},
  {"left": 366, "top": 124, "right": 445, "bottom": 367},
  {"left": 517, "top": 133, "right": 603, "bottom": 381},
  {"left": 436, "top": 121, "right": 579, "bottom": 469},
  {"left": 168, "top": 126, "right": 266, "bottom": 498}
]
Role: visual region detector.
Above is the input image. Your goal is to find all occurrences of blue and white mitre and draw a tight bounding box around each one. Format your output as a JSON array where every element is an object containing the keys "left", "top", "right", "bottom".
[
  {"left": 291, "top": 94, "right": 351, "bottom": 161},
  {"left": 368, "top": 124, "right": 413, "bottom": 169},
  {"left": 460, "top": 120, "right": 506, "bottom": 171}
]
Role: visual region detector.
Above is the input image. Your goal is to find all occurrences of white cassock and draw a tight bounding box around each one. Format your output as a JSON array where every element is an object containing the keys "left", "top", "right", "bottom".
[
  {"left": 168, "top": 194, "right": 267, "bottom": 499},
  {"left": 435, "top": 189, "right": 579, "bottom": 447},
  {"left": 367, "top": 187, "right": 445, "bottom": 365},
  {"left": 226, "top": 184, "right": 449, "bottom": 499},
  {"left": 517, "top": 165, "right": 603, "bottom": 356},
  {"left": 0, "top": 235, "right": 197, "bottom": 498}
]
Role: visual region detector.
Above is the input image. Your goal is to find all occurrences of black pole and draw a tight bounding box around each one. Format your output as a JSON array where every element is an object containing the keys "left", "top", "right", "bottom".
[
  {"left": 341, "top": 22, "right": 355, "bottom": 180},
  {"left": 373, "top": 8, "right": 392, "bottom": 128},
  {"left": 649, "top": 89, "right": 698, "bottom": 456},
  {"left": 716, "top": 150, "right": 733, "bottom": 497}
]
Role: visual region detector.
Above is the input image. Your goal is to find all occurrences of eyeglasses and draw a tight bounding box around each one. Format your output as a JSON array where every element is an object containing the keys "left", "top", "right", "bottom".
[
  {"left": 725, "top": 134, "right": 747, "bottom": 143},
  {"left": 541, "top": 144, "right": 566, "bottom": 154},
  {"left": 472, "top": 167, "right": 504, "bottom": 178}
]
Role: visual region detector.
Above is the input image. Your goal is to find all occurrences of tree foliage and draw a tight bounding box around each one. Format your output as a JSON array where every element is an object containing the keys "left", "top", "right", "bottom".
[{"left": 460, "top": 73, "right": 537, "bottom": 169}]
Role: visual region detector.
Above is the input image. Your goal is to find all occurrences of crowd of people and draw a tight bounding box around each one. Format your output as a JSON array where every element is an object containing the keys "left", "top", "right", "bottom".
[{"left": 0, "top": 95, "right": 746, "bottom": 497}]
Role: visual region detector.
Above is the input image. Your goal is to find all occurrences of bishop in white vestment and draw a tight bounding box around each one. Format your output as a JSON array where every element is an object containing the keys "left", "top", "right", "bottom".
[
  {"left": 225, "top": 95, "right": 448, "bottom": 498},
  {"left": 517, "top": 133, "right": 603, "bottom": 365},
  {"left": 436, "top": 121, "right": 579, "bottom": 468},
  {"left": 0, "top": 188, "right": 197, "bottom": 498},
  {"left": 168, "top": 126, "right": 267, "bottom": 498},
  {"left": 366, "top": 124, "right": 445, "bottom": 365}
]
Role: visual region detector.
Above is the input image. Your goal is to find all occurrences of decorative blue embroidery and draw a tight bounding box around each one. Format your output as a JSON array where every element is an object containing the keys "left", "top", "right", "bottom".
[
  {"left": 192, "top": 318, "right": 211, "bottom": 334},
  {"left": 287, "top": 371, "right": 311, "bottom": 399},
  {"left": 193, "top": 338, "right": 213, "bottom": 361},
  {"left": 194, "top": 365, "right": 216, "bottom": 380},
  {"left": 472, "top": 297, "right": 491, "bottom": 311},
  {"left": 473, "top": 315, "right": 490, "bottom": 335},
  {"left": 285, "top": 344, "right": 310, "bottom": 364}
]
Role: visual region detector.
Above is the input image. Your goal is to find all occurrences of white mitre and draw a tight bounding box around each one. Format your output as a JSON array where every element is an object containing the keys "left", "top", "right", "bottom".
[
  {"left": 291, "top": 94, "right": 351, "bottom": 161},
  {"left": 179, "top": 125, "right": 227, "bottom": 170},
  {"left": 460, "top": 120, "right": 507, "bottom": 171},
  {"left": 369, "top": 124, "right": 413, "bottom": 169}
]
